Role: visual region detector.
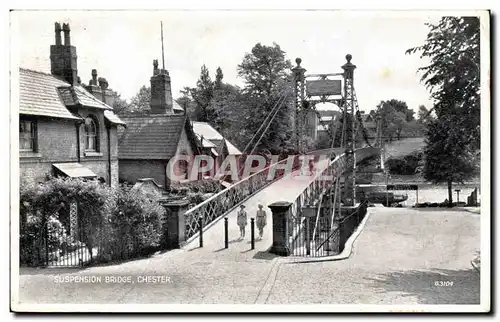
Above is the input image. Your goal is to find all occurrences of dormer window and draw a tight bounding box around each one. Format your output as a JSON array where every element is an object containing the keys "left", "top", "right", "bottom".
[{"left": 84, "top": 116, "right": 99, "bottom": 151}]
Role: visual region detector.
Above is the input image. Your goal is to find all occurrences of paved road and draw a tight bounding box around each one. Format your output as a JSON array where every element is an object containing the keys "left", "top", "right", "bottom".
[
  {"left": 266, "top": 207, "right": 481, "bottom": 305},
  {"left": 16, "top": 161, "right": 480, "bottom": 307}
]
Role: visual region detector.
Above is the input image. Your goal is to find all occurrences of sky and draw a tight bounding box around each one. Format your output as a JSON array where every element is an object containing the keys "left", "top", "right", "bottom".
[{"left": 11, "top": 10, "right": 441, "bottom": 113}]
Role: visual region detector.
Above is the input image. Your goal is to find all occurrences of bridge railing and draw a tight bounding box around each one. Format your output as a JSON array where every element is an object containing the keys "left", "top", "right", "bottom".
[
  {"left": 183, "top": 146, "right": 379, "bottom": 243},
  {"left": 286, "top": 147, "right": 379, "bottom": 254},
  {"left": 183, "top": 156, "right": 301, "bottom": 241}
]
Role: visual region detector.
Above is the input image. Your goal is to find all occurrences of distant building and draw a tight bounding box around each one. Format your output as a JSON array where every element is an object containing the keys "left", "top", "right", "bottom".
[
  {"left": 316, "top": 109, "right": 342, "bottom": 143},
  {"left": 191, "top": 121, "right": 242, "bottom": 177},
  {"left": 359, "top": 111, "right": 378, "bottom": 138},
  {"left": 19, "top": 22, "right": 125, "bottom": 187},
  {"left": 117, "top": 60, "right": 201, "bottom": 189}
]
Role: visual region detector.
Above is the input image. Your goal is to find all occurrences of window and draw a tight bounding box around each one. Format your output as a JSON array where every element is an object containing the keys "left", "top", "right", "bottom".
[
  {"left": 20, "top": 120, "right": 37, "bottom": 151},
  {"left": 84, "top": 116, "right": 98, "bottom": 151}
]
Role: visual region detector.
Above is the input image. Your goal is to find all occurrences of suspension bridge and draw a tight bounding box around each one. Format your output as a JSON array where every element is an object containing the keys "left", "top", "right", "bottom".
[
  {"left": 176, "top": 54, "right": 384, "bottom": 258},
  {"left": 18, "top": 55, "right": 481, "bottom": 307}
]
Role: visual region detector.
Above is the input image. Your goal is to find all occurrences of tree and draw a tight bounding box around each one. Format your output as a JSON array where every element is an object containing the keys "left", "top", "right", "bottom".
[
  {"left": 417, "top": 105, "right": 435, "bottom": 125},
  {"left": 406, "top": 16, "right": 480, "bottom": 150},
  {"left": 236, "top": 42, "right": 294, "bottom": 154},
  {"left": 177, "top": 87, "right": 197, "bottom": 119},
  {"left": 189, "top": 65, "right": 215, "bottom": 123},
  {"left": 110, "top": 90, "right": 131, "bottom": 115},
  {"left": 423, "top": 115, "right": 479, "bottom": 204},
  {"left": 375, "top": 100, "right": 409, "bottom": 141},
  {"left": 129, "top": 85, "right": 151, "bottom": 113},
  {"left": 407, "top": 17, "right": 480, "bottom": 204},
  {"left": 214, "top": 67, "right": 224, "bottom": 91}
]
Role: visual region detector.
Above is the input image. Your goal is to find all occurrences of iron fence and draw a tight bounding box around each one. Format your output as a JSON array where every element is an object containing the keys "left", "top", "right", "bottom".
[
  {"left": 286, "top": 147, "right": 376, "bottom": 257},
  {"left": 20, "top": 203, "right": 164, "bottom": 268}
]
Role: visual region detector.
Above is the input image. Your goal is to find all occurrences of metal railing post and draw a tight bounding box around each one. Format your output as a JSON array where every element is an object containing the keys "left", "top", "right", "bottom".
[
  {"left": 306, "top": 217, "right": 310, "bottom": 255},
  {"left": 224, "top": 217, "right": 229, "bottom": 249},
  {"left": 199, "top": 217, "right": 203, "bottom": 248},
  {"left": 250, "top": 218, "right": 255, "bottom": 250}
]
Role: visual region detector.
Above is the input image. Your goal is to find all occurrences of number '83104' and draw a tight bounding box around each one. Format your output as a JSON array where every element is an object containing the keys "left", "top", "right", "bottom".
[{"left": 434, "top": 281, "right": 454, "bottom": 287}]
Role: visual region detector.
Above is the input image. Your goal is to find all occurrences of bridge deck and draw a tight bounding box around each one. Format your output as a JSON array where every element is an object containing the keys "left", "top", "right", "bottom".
[{"left": 182, "top": 157, "right": 331, "bottom": 254}]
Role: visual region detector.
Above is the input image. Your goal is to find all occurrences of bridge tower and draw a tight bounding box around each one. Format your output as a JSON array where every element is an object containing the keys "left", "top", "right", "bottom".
[
  {"left": 341, "top": 54, "right": 357, "bottom": 206},
  {"left": 291, "top": 55, "right": 363, "bottom": 206},
  {"left": 291, "top": 58, "right": 307, "bottom": 153}
]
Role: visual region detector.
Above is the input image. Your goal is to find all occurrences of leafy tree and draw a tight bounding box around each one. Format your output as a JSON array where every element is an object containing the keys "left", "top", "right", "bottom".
[
  {"left": 407, "top": 16, "right": 481, "bottom": 204},
  {"left": 189, "top": 65, "right": 215, "bottom": 123},
  {"left": 406, "top": 16, "right": 480, "bottom": 150},
  {"left": 236, "top": 42, "right": 294, "bottom": 154},
  {"left": 177, "top": 87, "right": 197, "bottom": 119},
  {"left": 111, "top": 90, "right": 131, "bottom": 115},
  {"left": 391, "top": 99, "right": 415, "bottom": 122},
  {"left": 129, "top": 85, "right": 151, "bottom": 113},
  {"left": 423, "top": 114, "right": 479, "bottom": 204},
  {"left": 375, "top": 100, "right": 409, "bottom": 141},
  {"left": 417, "top": 105, "right": 435, "bottom": 125}
]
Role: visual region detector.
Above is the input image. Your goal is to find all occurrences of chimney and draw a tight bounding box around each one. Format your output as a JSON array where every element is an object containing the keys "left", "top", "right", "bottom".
[
  {"left": 50, "top": 22, "right": 78, "bottom": 85},
  {"left": 150, "top": 59, "right": 173, "bottom": 114},
  {"left": 90, "top": 69, "right": 98, "bottom": 86},
  {"left": 83, "top": 69, "right": 115, "bottom": 107},
  {"left": 98, "top": 77, "right": 115, "bottom": 107}
]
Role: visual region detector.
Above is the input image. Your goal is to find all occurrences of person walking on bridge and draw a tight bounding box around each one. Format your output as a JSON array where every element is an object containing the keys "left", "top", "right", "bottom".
[
  {"left": 256, "top": 204, "right": 267, "bottom": 239},
  {"left": 237, "top": 204, "right": 248, "bottom": 239}
]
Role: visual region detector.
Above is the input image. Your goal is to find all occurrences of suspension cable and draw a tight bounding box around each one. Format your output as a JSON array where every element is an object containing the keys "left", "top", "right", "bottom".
[
  {"left": 240, "top": 75, "right": 297, "bottom": 155},
  {"left": 248, "top": 89, "right": 292, "bottom": 156},
  {"left": 219, "top": 75, "right": 296, "bottom": 183}
]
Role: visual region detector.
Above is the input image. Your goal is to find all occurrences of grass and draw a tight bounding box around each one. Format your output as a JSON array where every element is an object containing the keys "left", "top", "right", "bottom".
[{"left": 384, "top": 137, "right": 425, "bottom": 159}]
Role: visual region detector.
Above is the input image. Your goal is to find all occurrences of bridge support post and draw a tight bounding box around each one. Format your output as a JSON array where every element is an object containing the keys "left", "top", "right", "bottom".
[
  {"left": 268, "top": 201, "right": 292, "bottom": 256},
  {"left": 160, "top": 199, "right": 190, "bottom": 249}
]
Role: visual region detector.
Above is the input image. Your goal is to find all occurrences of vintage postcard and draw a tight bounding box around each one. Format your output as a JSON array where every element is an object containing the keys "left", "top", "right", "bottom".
[{"left": 10, "top": 9, "right": 490, "bottom": 313}]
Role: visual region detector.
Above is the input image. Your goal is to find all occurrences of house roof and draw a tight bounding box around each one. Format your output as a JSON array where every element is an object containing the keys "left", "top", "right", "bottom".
[
  {"left": 173, "top": 100, "right": 185, "bottom": 112},
  {"left": 19, "top": 68, "right": 125, "bottom": 125},
  {"left": 104, "top": 110, "right": 127, "bottom": 126},
  {"left": 117, "top": 114, "right": 189, "bottom": 159},
  {"left": 191, "top": 121, "right": 242, "bottom": 155},
  {"left": 360, "top": 113, "right": 374, "bottom": 123},
  {"left": 19, "top": 68, "right": 80, "bottom": 120},
  {"left": 58, "top": 85, "right": 113, "bottom": 110},
  {"left": 196, "top": 133, "right": 217, "bottom": 148}
]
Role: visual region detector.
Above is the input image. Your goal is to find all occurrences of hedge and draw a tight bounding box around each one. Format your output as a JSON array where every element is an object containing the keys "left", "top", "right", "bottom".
[{"left": 20, "top": 177, "right": 165, "bottom": 266}]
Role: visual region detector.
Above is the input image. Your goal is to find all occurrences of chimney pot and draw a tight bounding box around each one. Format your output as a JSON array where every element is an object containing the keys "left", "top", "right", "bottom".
[
  {"left": 90, "top": 69, "right": 98, "bottom": 85},
  {"left": 98, "top": 77, "right": 109, "bottom": 89},
  {"left": 62, "top": 23, "right": 71, "bottom": 46},
  {"left": 153, "top": 59, "right": 159, "bottom": 75},
  {"left": 54, "top": 22, "right": 62, "bottom": 45}
]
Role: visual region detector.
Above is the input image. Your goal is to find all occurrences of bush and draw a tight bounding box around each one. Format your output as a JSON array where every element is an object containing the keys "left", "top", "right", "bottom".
[
  {"left": 20, "top": 177, "right": 166, "bottom": 266},
  {"left": 170, "top": 179, "right": 224, "bottom": 195},
  {"left": 387, "top": 150, "right": 423, "bottom": 175},
  {"left": 105, "top": 189, "right": 165, "bottom": 260}
]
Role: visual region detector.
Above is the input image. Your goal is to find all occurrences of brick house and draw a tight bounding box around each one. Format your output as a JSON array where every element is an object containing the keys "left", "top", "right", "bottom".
[
  {"left": 19, "top": 22, "right": 125, "bottom": 187},
  {"left": 117, "top": 60, "right": 201, "bottom": 189}
]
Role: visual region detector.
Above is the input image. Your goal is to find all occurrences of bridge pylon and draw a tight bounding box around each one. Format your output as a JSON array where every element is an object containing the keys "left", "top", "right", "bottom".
[
  {"left": 341, "top": 54, "right": 357, "bottom": 206},
  {"left": 291, "top": 58, "right": 307, "bottom": 153}
]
